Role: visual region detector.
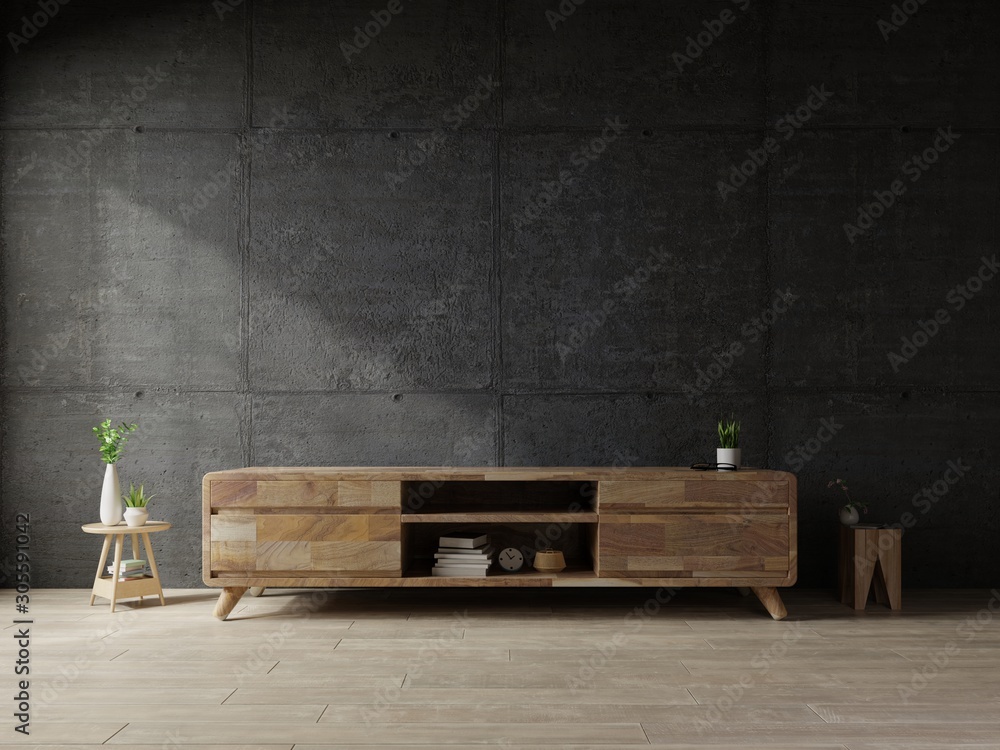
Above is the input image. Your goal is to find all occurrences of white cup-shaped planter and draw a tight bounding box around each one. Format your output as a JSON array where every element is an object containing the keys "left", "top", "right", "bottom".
[
  {"left": 716, "top": 448, "right": 741, "bottom": 470},
  {"left": 124, "top": 507, "right": 149, "bottom": 527}
]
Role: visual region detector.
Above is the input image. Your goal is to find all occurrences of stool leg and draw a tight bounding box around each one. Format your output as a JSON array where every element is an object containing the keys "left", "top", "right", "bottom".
[
  {"left": 91, "top": 534, "right": 112, "bottom": 606},
  {"left": 109, "top": 534, "right": 124, "bottom": 613},
  {"left": 877, "top": 534, "right": 902, "bottom": 610},
  {"left": 141, "top": 532, "right": 166, "bottom": 606}
]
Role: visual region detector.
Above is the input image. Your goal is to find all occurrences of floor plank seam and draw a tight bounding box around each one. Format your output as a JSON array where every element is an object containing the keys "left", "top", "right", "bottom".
[
  {"left": 806, "top": 703, "right": 831, "bottom": 723},
  {"left": 221, "top": 687, "right": 239, "bottom": 705},
  {"left": 315, "top": 704, "right": 331, "bottom": 723},
  {"left": 101, "top": 723, "right": 129, "bottom": 744}
]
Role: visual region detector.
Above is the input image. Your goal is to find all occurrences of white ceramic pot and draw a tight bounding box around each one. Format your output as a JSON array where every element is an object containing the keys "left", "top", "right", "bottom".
[
  {"left": 716, "top": 448, "right": 741, "bottom": 471},
  {"left": 100, "top": 463, "right": 123, "bottom": 526},
  {"left": 124, "top": 507, "right": 149, "bottom": 527},
  {"left": 839, "top": 506, "right": 860, "bottom": 526}
]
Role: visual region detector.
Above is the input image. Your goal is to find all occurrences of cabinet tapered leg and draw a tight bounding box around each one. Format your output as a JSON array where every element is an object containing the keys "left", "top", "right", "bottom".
[
  {"left": 750, "top": 586, "right": 787, "bottom": 620},
  {"left": 213, "top": 587, "right": 248, "bottom": 620},
  {"left": 248, "top": 587, "right": 266, "bottom": 597}
]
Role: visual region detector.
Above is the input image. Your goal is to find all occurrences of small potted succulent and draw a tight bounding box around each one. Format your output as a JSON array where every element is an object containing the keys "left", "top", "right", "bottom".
[
  {"left": 122, "top": 483, "right": 154, "bottom": 527},
  {"left": 93, "top": 419, "right": 137, "bottom": 526},
  {"left": 717, "top": 416, "right": 741, "bottom": 470},
  {"left": 829, "top": 478, "right": 867, "bottom": 526}
]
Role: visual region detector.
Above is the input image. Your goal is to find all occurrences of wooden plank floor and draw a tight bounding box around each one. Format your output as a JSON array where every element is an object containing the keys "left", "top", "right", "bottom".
[{"left": 1, "top": 587, "right": 998, "bottom": 748}]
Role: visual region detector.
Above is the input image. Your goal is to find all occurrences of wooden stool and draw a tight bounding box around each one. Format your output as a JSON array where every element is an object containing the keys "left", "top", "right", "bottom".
[
  {"left": 82, "top": 521, "right": 171, "bottom": 613},
  {"left": 839, "top": 526, "right": 902, "bottom": 611}
]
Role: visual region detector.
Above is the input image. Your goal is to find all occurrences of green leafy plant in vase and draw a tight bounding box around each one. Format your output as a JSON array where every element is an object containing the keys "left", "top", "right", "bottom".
[
  {"left": 717, "top": 416, "right": 741, "bottom": 470},
  {"left": 93, "top": 419, "right": 137, "bottom": 526},
  {"left": 829, "top": 478, "right": 867, "bottom": 526},
  {"left": 122, "top": 483, "right": 154, "bottom": 527}
]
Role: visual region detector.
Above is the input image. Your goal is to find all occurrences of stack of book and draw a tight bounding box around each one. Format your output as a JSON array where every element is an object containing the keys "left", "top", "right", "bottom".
[
  {"left": 108, "top": 559, "right": 148, "bottom": 581},
  {"left": 432, "top": 532, "right": 493, "bottom": 577}
]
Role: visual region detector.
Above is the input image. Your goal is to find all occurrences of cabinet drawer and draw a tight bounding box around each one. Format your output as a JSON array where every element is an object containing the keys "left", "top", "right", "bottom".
[
  {"left": 598, "top": 513, "right": 789, "bottom": 577},
  {"left": 599, "top": 480, "right": 788, "bottom": 511},
  {"left": 210, "top": 480, "right": 401, "bottom": 509},
  {"left": 210, "top": 512, "right": 401, "bottom": 574}
]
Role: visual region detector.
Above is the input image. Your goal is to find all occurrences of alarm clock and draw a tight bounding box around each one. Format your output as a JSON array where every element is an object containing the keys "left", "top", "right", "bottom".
[{"left": 498, "top": 547, "right": 525, "bottom": 572}]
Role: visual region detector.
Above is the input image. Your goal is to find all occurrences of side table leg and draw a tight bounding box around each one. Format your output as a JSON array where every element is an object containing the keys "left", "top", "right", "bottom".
[
  {"left": 91, "top": 534, "right": 112, "bottom": 606},
  {"left": 110, "top": 534, "right": 124, "bottom": 613},
  {"left": 248, "top": 587, "right": 267, "bottom": 597},
  {"left": 214, "top": 587, "right": 249, "bottom": 620},
  {"left": 750, "top": 586, "right": 788, "bottom": 620},
  {"left": 130, "top": 534, "right": 143, "bottom": 602},
  {"left": 141, "top": 533, "right": 166, "bottom": 606}
]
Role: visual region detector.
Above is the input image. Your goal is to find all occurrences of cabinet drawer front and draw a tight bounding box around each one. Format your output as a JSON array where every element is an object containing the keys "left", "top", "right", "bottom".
[
  {"left": 209, "top": 512, "right": 401, "bottom": 575},
  {"left": 210, "top": 480, "right": 401, "bottom": 509},
  {"left": 599, "top": 513, "right": 789, "bottom": 576},
  {"left": 599, "top": 480, "right": 788, "bottom": 510}
]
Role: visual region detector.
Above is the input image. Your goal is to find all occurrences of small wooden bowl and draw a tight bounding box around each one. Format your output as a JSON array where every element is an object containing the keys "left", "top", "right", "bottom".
[{"left": 533, "top": 549, "right": 566, "bottom": 573}]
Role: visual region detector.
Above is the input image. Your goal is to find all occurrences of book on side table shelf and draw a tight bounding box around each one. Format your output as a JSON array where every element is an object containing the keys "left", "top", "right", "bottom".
[
  {"left": 432, "top": 533, "right": 493, "bottom": 577},
  {"left": 107, "top": 559, "right": 148, "bottom": 580}
]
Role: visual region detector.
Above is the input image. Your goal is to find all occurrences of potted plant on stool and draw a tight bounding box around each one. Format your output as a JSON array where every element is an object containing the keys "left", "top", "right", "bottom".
[
  {"left": 829, "top": 478, "right": 867, "bottom": 526},
  {"left": 123, "top": 483, "right": 154, "bottom": 527}
]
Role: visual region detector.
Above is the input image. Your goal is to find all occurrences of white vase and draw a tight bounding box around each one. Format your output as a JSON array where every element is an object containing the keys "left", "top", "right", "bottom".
[
  {"left": 716, "top": 448, "right": 741, "bottom": 470},
  {"left": 124, "top": 507, "right": 149, "bottom": 527},
  {"left": 839, "top": 506, "right": 860, "bottom": 526},
  {"left": 100, "top": 463, "right": 123, "bottom": 526}
]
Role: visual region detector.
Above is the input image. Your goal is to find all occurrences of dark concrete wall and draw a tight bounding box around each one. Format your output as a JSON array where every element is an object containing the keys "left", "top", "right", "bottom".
[{"left": 1, "top": 0, "right": 997, "bottom": 589}]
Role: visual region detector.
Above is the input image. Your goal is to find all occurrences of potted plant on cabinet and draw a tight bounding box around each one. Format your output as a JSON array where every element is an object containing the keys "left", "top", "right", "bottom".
[
  {"left": 829, "top": 478, "right": 867, "bottom": 525},
  {"left": 717, "top": 416, "right": 741, "bottom": 470},
  {"left": 93, "top": 419, "right": 137, "bottom": 526},
  {"left": 122, "top": 483, "right": 154, "bottom": 527}
]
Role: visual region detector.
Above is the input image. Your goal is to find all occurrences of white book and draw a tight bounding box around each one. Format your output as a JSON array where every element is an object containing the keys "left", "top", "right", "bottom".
[
  {"left": 434, "top": 559, "right": 490, "bottom": 568},
  {"left": 438, "top": 533, "right": 488, "bottom": 549}
]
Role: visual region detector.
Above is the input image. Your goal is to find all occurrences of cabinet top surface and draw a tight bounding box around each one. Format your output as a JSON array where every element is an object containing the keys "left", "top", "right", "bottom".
[{"left": 204, "top": 466, "right": 795, "bottom": 482}]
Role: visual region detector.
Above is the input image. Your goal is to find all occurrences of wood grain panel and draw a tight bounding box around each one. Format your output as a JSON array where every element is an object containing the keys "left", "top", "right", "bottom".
[
  {"left": 369, "top": 514, "right": 401, "bottom": 541},
  {"left": 598, "top": 514, "right": 789, "bottom": 576},
  {"left": 211, "top": 515, "right": 257, "bottom": 542},
  {"left": 257, "top": 481, "right": 340, "bottom": 507},
  {"left": 339, "top": 480, "right": 401, "bottom": 507},
  {"left": 210, "top": 480, "right": 258, "bottom": 507},
  {"left": 311, "top": 541, "right": 401, "bottom": 572},
  {"left": 255, "top": 541, "right": 312, "bottom": 570},
  {"left": 256, "top": 514, "right": 369, "bottom": 543},
  {"left": 211, "top": 541, "right": 255, "bottom": 571},
  {"left": 598, "top": 480, "right": 787, "bottom": 510}
]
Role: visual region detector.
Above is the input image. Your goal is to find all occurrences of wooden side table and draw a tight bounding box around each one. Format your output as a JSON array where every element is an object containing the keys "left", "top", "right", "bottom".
[
  {"left": 839, "top": 526, "right": 902, "bottom": 611},
  {"left": 82, "top": 521, "right": 171, "bottom": 613}
]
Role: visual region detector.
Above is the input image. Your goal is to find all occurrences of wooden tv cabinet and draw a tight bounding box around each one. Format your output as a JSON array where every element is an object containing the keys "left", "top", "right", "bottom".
[{"left": 203, "top": 467, "right": 797, "bottom": 620}]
